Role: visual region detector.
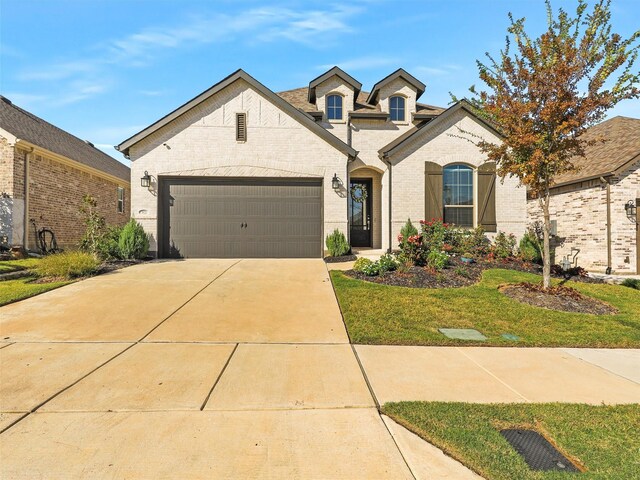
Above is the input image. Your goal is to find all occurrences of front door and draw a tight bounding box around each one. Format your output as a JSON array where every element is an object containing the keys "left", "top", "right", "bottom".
[{"left": 349, "top": 178, "right": 372, "bottom": 248}]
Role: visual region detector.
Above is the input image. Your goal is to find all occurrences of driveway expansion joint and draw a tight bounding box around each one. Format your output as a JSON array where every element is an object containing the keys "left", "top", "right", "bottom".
[{"left": 200, "top": 343, "right": 239, "bottom": 410}]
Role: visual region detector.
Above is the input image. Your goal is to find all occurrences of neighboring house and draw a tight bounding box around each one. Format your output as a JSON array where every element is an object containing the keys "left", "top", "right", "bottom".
[
  {"left": 0, "top": 96, "right": 131, "bottom": 251},
  {"left": 527, "top": 116, "right": 640, "bottom": 274},
  {"left": 117, "top": 68, "right": 526, "bottom": 258}
]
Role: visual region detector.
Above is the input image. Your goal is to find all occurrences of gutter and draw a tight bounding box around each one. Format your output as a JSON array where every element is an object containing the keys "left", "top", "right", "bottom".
[{"left": 600, "top": 176, "right": 613, "bottom": 274}]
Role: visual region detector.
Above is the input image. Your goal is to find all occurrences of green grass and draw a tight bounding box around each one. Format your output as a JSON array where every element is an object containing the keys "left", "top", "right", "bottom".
[
  {"left": 383, "top": 402, "right": 640, "bottom": 480},
  {"left": 0, "top": 258, "right": 41, "bottom": 274},
  {"left": 330, "top": 269, "right": 640, "bottom": 347},
  {"left": 0, "top": 276, "right": 71, "bottom": 306}
]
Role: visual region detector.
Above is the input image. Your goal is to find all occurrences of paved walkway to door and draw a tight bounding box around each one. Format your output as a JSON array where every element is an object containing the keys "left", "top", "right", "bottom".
[{"left": 1, "top": 259, "right": 638, "bottom": 479}]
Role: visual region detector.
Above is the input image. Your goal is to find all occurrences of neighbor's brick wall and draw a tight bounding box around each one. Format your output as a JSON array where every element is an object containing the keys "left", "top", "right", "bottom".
[
  {"left": 388, "top": 108, "right": 527, "bottom": 242},
  {"left": 26, "top": 153, "right": 130, "bottom": 250},
  {"left": 129, "top": 78, "right": 349, "bottom": 256},
  {"left": 0, "top": 136, "right": 15, "bottom": 195},
  {"left": 526, "top": 158, "right": 639, "bottom": 274}
]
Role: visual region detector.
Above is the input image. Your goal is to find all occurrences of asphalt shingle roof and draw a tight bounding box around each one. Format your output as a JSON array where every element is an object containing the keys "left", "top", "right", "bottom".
[
  {"left": 0, "top": 96, "right": 130, "bottom": 182},
  {"left": 553, "top": 116, "right": 640, "bottom": 186}
]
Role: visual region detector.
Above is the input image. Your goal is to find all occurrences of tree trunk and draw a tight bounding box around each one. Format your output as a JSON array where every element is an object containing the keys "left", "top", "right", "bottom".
[{"left": 540, "top": 193, "right": 552, "bottom": 289}]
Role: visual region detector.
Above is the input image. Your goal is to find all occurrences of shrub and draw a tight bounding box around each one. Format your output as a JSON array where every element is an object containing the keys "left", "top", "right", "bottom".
[
  {"left": 398, "top": 219, "right": 419, "bottom": 249},
  {"left": 325, "top": 229, "right": 350, "bottom": 257},
  {"left": 78, "top": 195, "right": 106, "bottom": 256},
  {"left": 118, "top": 219, "right": 150, "bottom": 260},
  {"left": 96, "top": 225, "right": 123, "bottom": 260},
  {"left": 378, "top": 253, "right": 399, "bottom": 274},
  {"left": 621, "top": 278, "right": 640, "bottom": 290},
  {"left": 426, "top": 249, "right": 449, "bottom": 271},
  {"left": 492, "top": 231, "right": 517, "bottom": 259},
  {"left": 459, "top": 227, "right": 491, "bottom": 256},
  {"left": 353, "top": 257, "right": 373, "bottom": 273},
  {"left": 35, "top": 251, "right": 100, "bottom": 279},
  {"left": 519, "top": 230, "right": 543, "bottom": 264},
  {"left": 360, "top": 261, "right": 381, "bottom": 276}
]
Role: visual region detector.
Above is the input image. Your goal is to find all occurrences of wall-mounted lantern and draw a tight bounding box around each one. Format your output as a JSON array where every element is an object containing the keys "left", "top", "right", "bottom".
[
  {"left": 331, "top": 173, "right": 341, "bottom": 190},
  {"left": 624, "top": 200, "right": 637, "bottom": 220},
  {"left": 141, "top": 171, "right": 151, "bottom": 189}
]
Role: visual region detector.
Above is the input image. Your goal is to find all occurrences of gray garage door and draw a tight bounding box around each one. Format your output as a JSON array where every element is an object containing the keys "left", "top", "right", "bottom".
[{"left": 160, "top": 178, "right": 323, "bottom": 258}]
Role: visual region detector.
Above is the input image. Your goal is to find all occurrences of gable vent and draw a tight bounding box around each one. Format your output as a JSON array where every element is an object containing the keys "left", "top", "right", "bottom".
[{"left": 236, "top": 113, "right": 247, "bottom": 142}]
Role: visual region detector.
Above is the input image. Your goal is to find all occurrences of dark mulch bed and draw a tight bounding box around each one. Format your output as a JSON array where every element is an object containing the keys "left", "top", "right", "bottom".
[
  {"left": 500, "top": 282, "right": 618, "bottom": 315},
  {"left": 343, "top": 256, "right": 604, "bottom": 289},
  {"left": 97, "top": 259, "right": 146, "bottom": 274},
  {"left": 324, "top": 254, "right": 358, "bottom": 263}
]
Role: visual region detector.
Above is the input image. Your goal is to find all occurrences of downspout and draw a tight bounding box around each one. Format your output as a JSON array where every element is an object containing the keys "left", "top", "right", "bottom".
[
  {"left": 381, "top": 152, "right": 393, "bottom": 253},
  {"left": 600, "top": 177, "right": 612, "bottom": 274}
]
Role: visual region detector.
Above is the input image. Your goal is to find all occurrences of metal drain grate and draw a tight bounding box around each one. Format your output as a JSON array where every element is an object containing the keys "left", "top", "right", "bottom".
[{"left": 501, "top": 429, "right": 580, "bottom": 472}]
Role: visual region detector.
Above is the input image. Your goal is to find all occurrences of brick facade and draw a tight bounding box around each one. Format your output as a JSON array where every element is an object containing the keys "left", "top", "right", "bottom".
[
  {"left": 127, "top": 71, "right": 528, "bottom": 256},
  {"left": 1, "top": 137, "right": 131, "bottom": 251},
  {"left": 527, "top": 158, "right": 639, "bottom": 274}
]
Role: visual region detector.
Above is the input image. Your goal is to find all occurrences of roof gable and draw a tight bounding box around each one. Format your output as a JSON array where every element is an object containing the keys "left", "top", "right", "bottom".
[
  {"left": 367, "top": 68, "right": 426, "bottom": 104},
  {"left": 379, "top": 100, "right": 502, "bottom": 158},
  {"left": 117, "top": 69, "right": 357, "bottom": 158},
  {"left": 308, "top": 66, "right": 362, "bottom": 103},
  {"left": 0, "top": 96, "right": 130, "bottom": 182}
]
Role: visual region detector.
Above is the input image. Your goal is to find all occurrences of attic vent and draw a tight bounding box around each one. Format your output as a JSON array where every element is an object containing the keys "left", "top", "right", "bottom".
[
  {"left": 84, "top": 140, "right": 94, "bottom": 147},
  {"left": 236, "top": 113, "right": 247, "bottom": 142}
]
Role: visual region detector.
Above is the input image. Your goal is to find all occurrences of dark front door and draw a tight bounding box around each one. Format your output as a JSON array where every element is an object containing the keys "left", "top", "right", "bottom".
[{"left": 349, "top": 178, "right": 372, "bottom": 248}]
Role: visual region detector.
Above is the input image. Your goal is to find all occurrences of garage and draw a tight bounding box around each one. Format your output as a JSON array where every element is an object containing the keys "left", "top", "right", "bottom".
[{"left": 159, "top": 178, "right": 323, "bottom": 258}]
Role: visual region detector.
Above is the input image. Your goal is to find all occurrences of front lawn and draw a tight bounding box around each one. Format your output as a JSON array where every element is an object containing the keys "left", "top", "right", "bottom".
[
  {"left": 383, "top": 402, "right": 640, "bottom": 480},
  {"left": 330, "top": 268, "right": 640, "bottom": 347},
  {"left": 0, "top": 258, "right": 41, "bottom": 274},
  {"left": 0, "top": 277, "right": 70, "bottom": 306}
]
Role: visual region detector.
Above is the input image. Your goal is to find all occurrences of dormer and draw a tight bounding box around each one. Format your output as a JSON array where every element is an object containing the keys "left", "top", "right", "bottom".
[
  {"left": 308, "top": 66, "right": 362, "bottom": 123},
  {"left": 367, "top": 69, "right": 426, "bottom": 123}
]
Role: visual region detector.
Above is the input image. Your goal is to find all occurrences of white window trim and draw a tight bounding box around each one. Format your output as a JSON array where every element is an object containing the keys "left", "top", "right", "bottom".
[
  {"left": 389, "top": 95, "right": 408, "bottom": 124},
  {"left": 442, "top": 163, "right": 476, "bottom": 228}
]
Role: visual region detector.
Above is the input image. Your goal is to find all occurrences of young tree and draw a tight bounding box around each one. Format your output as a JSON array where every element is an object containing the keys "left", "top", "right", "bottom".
[{"left": 466, "top": 0, "right": 639, "bottom": 288}]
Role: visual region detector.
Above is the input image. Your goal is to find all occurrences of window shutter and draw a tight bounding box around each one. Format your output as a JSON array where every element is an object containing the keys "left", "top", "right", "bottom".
[
  {"left": 236, "top": 113, "right": 247, "bottom": 142},
  {"left": 424, "top": 161, "right": 443, "bottom": 221},
  {"left": 477, "top": 161, "right": 497, "bottom": 232}
]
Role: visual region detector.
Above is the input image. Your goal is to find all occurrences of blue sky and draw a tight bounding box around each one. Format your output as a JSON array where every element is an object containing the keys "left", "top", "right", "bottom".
[{"left": 2, "top": 0, "right": 639, "bottom": 165}]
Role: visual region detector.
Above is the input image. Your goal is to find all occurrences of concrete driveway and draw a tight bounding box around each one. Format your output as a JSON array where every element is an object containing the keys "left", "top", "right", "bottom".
[{"left": 2, "top": 259, "right": 474, "bottom": 479}]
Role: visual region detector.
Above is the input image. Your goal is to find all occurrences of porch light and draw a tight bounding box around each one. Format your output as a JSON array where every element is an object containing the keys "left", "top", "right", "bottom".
[
  {"left": 141, "top": 171, "right": 151, "bottom": 189},
  {"left": 331, "top": 173, "right": 340, "bottom": 190},
  {"left": 624, "top": 200, "right": 637, "bottom": 219}
]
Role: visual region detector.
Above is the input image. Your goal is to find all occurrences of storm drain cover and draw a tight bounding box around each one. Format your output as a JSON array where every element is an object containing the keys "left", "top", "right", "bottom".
[
  {"left": 502, "top": 333, "right": 520, "bottom": 341},
  {"left": 438, "top": 328, "right": 487, "bottom": 341},
  {"left": 501, "top": 429, "right": 580, "bottom": 472}
]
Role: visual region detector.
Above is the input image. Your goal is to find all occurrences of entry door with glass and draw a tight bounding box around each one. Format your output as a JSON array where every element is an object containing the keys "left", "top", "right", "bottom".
[{"left": 349, "top": 178, "right": 372, "bottom": 247}]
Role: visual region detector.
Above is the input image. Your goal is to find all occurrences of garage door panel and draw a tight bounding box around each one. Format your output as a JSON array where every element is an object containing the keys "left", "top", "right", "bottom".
[{"left": 161, "top": 179, "right": 322, "bottom": 258}]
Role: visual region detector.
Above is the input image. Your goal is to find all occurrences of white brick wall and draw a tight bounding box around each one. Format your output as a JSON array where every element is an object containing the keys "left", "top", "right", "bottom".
[
  {"left": 387, "top": 109, "right": 527, "bottom": 246},
  {"left": 129, "top": 79, "right": 349, "bottom": 255}
]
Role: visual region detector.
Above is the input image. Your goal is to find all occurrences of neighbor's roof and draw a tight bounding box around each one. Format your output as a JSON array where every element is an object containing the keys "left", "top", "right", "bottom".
[
  {"left": 552, "top": 116, "right": 640, "bottom": 187},
  {"left": 117, "top": 69, "right": 357, "bottom": 158},
  {"left": 0, "top": 96, "right": 130, "bottom": 182}
]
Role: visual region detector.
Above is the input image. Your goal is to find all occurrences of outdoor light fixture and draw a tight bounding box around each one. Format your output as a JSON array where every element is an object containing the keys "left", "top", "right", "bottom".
[
  {"left": 141, "top": 171, "right": 151, "bottom": 189},
  {"left": 331, "top": 173, "right": 340, "bottom": 190},
  {"left": 624, "top": 200, "right": 637, "bottom": 219}
]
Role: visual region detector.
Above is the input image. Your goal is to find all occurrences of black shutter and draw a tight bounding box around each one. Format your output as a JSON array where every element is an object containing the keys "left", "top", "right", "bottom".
[
  {"left": 477, "top": 161, "right": 497, "bottom": 232},
  {"left": 425, "top": 161, "right": 443, "bottom": 221}
]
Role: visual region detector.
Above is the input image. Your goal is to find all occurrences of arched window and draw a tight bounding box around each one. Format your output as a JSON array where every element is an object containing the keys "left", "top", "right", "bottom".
[
  {"left": 443, "top": 164, "right": 473, "bottom": 227},
  {"left": 327, "top": 94, "right": 343, "bottom": 120},
  {"left": 389, "top": 96, "right": 405, "bottom": 121}
]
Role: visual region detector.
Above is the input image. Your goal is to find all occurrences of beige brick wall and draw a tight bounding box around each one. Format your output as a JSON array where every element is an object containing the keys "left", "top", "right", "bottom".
[
  {"left": 129, "top": 79, "right": 349, "bottom": 256},
  {"left": 528, "top": 159, "right": 639, "bottom": 273},
  {"left": 378, "top": 78, "right": 417, "bottom": 123},
  {"left": 314, "top": 77, "right": 355, "bottom": 144},
  {"left": 387, "top": 109, "right": 527, "bottom": 244}
]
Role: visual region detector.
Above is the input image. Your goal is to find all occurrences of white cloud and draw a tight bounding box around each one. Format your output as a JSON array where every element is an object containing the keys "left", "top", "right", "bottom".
[
  {"left": 413, "top": 65, "right": 462, "bottom": 77},
  {"left": 15, "top": 4, "right": 361, "bottom": 106}
]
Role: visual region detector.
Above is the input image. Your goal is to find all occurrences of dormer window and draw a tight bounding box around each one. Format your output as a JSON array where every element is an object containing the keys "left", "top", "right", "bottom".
[
  {"left": 327, "top": 94, "right": 343, "bottom": 120},
  {"left": 390, "top": 96, "right": 406, "bottom": 121}
]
